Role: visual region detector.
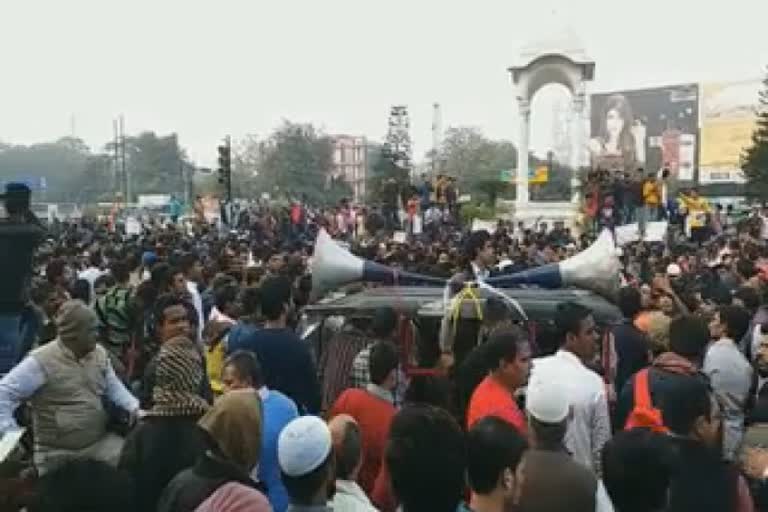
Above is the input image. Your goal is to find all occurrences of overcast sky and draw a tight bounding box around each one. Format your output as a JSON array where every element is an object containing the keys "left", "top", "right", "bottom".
[{"left": 1, "top": 0, "right": 767, "bottom": 167}]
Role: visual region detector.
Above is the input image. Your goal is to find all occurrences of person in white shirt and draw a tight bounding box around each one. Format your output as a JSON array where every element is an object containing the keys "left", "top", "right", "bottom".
[
  {"left": 529, "top": 301, "right": 611, "bottom": 477},
  {"left": 179, "top": 253, "right": 204, "bottom": 342},
  {"left": 0, "top": 300, "right": 138, "bottom": 473},
  {"left": 327, "top": 414, "right": 379, "bottom": 512},
  {"left": 78, "top": 251, "right": 107, "bottom": 304}
]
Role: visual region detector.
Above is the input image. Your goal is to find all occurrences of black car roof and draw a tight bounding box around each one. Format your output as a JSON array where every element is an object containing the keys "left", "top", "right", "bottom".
[{"left": 305, "top": 286, "right": 621, "bottom": 324}]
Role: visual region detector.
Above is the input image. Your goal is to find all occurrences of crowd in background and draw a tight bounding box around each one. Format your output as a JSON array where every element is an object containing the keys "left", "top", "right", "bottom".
[
  {"left": 582, "top": 166, "right": 743, "bottom": 243},
  {"left": 4, "top": 179, "right": 768, "bottom": 512}
]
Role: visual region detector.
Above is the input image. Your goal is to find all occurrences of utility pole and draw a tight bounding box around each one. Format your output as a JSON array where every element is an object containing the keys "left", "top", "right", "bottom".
[
  {"left": 113, "top": 119, "right": 121, "bottom": 198},
  {"left": 431, "top": 102, "right": 442, "bottom": 177},
  {"left": 121, "top": 115, "right": 130, "bottom": 204},
  {"left": 217, "top": 136, "right": 232, "bottom": 203}
]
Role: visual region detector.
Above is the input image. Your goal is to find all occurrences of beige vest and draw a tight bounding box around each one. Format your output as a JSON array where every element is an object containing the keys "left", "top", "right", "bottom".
[{"left": 30, "top": 340, "right": 109, "bottom": 451}]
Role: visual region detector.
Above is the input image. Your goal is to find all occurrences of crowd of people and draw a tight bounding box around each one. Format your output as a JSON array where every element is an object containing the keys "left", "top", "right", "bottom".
[
  {"left": 582, "top": 166, "right": 743, "bottom": 243},
  {"left": 3, "top": 179, "right": 768, "bottom": 512}
]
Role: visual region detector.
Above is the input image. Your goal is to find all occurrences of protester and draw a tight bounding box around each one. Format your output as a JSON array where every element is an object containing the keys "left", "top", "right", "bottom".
[
  {"left": 119, "top": 339, "right": 210, "bottom": 511},
  {"left": 221, "top": 349, "right": 298, "bottom": 512},
  {"left": 518, "top": 377, "right": 614, "bottom": 512},
  {"left": 193, "top": 482, "right": 272, "bottom": 512},
  {"left": 706, "top": 305, "right": 754, "bottom": 460},
  {"left": 78, "top": 250, "right": 106, "bottom": 302},
  {"left": 319, "top": 314, "right": 372, "bottom": 410},
  {"left": 615, "top": 315, "right": 710, "bottom": 431},
  {"left": 94, "top": 259, "right": 135, "bottom": 376},
  {"left": 0, "top": 299, "right": 138, "bottom": 473},
  {"left": 278, "top": 415, "right": 336, "bottom": 512},
  {"left": 602, "top": 428, "right": 673, "bottom": 512},
  {"left": 663, "top": 375, "right": 754, "bottom": 511},
  {"left": 0, "top": 183, "right": 44, "bottom": 375},
  {"left": 385, "top": 404, "right": 466, "bottom": 512},
  {"left": 179, "top": 252, "right": 205, "bottom": 341},
  {"left": 645, "top": 310, "right": 671, "bottom": 356},
  {"left": 350, "top": 307, "right": 406, "bottom": 406},
  {"left": 140, "top": 294, "right": 212, "bottom": 409},
  {"left": 529, "top": 301, "right": 611, "bottom": 476},
  {"left": 2, "top": 175, "right": 767, "bottom": 511},
  {"left": 465, "top": 230, "right": 495, "bottom": 281},
  {"left": 228, "top": 275, "right": 321, "bottom": 414},
  {"left": 31, "top": 458, "right": 135, "bottom": 512},
  {"left": 330, "top": 340, "right": 398, "bottom": 493},
  {"left": 611, "top": 286, "right": 650, "bottom": 394},
  {"left": 370, "top": 374, "right": 456, "bottom": 512},
  {"left": 640, "top": 173, "right": 661, "bottom": 232},
  {"left": 328, "top": 414, "right": 379, "bottom": 512},
  {"left": 158, "top": 388, "right": 267, "bottom": 512},
  {"left": 464, "top": 416, "right": 528, "bottom": 512},
  {"left": 465, "top": 327, "right": 530, "bottom": 432}
]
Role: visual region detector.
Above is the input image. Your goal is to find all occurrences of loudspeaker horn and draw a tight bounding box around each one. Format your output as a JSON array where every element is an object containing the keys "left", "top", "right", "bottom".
[
  {"left": 310, "top": 229, "right": 446, "bottom": 299},
  {"left": 486, "top": 229, "right": 621, "bottom": 299}
]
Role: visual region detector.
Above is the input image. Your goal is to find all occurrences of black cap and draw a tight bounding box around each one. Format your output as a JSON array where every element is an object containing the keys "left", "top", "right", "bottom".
[{"left": 0, "top": 182, "right": 31, "bottom": 200}]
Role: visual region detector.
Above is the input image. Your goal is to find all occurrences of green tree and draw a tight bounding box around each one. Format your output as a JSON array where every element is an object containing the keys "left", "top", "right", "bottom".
[
  {"left": 231, "top": 134, "right": 262, "bottom": 199},
  {"left": 255, "top": 121, "right": 334, "bottom": 204},
  {"left": 438, "top": 127, "right": 518, "bottom": 205},
  {"left": 742, "top": 70, "right": 768, "bottom": 199},
  {"left": 110, "top": 132, "right": 191, "bottom": 201},
  {"left": 367, "top": 145, "right": 410, "bottom": 204},
  {"left": 0, "top": 137, "right": 92, "bottom": 202},
  {"left": 70, "top": 153, "right": 114, "bottom": 202}
]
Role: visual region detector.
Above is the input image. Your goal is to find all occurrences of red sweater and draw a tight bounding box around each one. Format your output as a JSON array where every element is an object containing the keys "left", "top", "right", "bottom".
[
  {"left": 466, "top": 375, "right": 527, "bottom": 434},
  {"left": 330, "top": 388, "right": 396, "bottom": 494}
]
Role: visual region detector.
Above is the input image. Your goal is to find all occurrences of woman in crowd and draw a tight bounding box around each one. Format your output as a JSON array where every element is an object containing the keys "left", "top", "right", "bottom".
[{"left": 157, "top": 388, "right": 268, "bottom": 512}]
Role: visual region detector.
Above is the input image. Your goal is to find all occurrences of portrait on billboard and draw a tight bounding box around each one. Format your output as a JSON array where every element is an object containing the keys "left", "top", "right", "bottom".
[
  {"left": 590, "top": 84, "right": 698, "bottom": 181},
  {"left": 588, "top": 94, "right": 646, "bottom": 173}
]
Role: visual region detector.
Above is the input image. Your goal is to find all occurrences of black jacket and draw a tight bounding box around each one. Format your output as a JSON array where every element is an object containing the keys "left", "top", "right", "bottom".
[
  {"left": 0, "top": 219, "right": 44, "bottom": 313},
  {"left": 615, "top": 352, "right": 704, "bottom": 430},
  {"left": 157, "top": 452, "right": 265, "bottom": 512},
  {"left": 667, "top": 437, "right": 742, "bottom": 512},
  {"left": 612, "top": 319, "right": 650, "bottom": 394},
  {"left": 118, "top": 416, "right": 207, "bottom": 512}
]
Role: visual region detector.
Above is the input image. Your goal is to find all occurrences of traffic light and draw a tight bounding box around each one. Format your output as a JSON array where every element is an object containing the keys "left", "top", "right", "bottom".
[{"left": 217, "top": 137, "right": 232, "bottom": 201}]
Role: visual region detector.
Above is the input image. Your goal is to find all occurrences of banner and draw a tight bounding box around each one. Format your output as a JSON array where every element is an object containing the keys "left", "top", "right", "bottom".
[
  {"left": 699, "top": 80, "right": 759, "bottom": 184},
  {"left": 614, "top": 221, "right": 668, "bottom": 246},
  {"left": 392, "top": 231, "right": 407, "bottom": 244},
  {"left": 125, "top": 216, "right": 142, "bottom": 236},
  {"left": 590, "top": 84, "right": 698, "bottom": 180},
  {"left": 471, "top": 219, "right": 497, "bottom": 234}
]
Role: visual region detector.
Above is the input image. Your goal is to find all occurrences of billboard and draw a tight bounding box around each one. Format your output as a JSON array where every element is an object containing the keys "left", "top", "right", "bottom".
[
  {"left": 699, "top": 79, "right": 760, "bottom": 184},
  {"left": 590, "top": 83, "right": 698, "bottom": 180}
]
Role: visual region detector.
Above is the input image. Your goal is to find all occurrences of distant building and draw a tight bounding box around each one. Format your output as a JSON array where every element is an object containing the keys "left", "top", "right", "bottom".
[{"left": 331, "top": 135, "right": 373, "bottom": 203}]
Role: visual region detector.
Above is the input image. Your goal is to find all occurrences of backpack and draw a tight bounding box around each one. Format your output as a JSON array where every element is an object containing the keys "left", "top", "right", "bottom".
[{"left": 624, "top": 368, "right": 669, "bottom": 433}]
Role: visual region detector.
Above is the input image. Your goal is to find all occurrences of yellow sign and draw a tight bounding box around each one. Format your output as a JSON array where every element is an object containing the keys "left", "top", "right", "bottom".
[
  {"left": 503, "top": 166, "right": 549, "bottom": 184},
  {"left": 530, "top": 165, "right": 549, "bottom": 184},
  {"left": 700, "top": 80, "right": 760, "bottom": 183}
]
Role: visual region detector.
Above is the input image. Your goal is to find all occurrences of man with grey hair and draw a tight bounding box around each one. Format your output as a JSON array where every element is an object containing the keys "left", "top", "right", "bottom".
[{"left": 0, "top": 299, "right": 139, "bottom": 473}]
